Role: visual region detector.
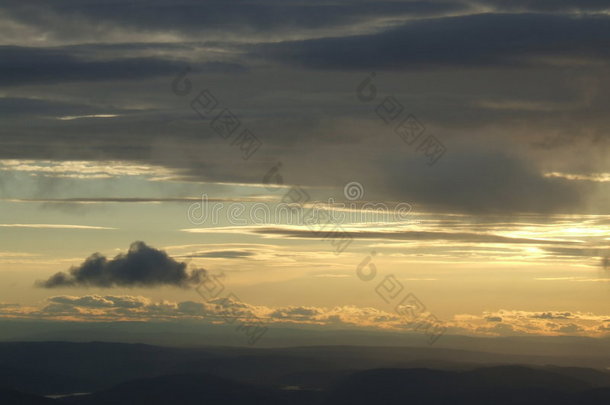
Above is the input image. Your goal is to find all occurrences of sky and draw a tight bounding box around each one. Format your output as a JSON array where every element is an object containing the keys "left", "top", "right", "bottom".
[{"left": 1, "top": 0, "right": 610, "bottom": 344}]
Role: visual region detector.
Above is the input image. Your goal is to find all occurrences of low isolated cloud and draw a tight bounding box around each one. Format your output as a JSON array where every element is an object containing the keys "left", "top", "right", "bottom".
[{"left": 37, "top": 241, "right": 206, "bottom": 288}]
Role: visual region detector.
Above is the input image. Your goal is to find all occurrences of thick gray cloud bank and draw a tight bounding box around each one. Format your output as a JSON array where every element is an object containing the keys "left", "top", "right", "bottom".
[
  {"left": 253, "top": 13, "right": 610, "bottom": 69},
  {"left": 0, "top": 46, "right": 245, "bottom": 86},
  {"left": 1, "top": 0, "right": 609, "bottom": 217},
  {"left": 38, "top": 241, "right": 206, "bottom": 288}
]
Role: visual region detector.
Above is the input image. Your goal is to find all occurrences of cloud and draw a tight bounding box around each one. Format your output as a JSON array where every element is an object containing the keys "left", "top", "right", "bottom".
[
  {"left": 0, "top": 97, "right": 121, "bottom": 118},
  {"left": 251, "top": 227, "right": 581, "bottom": 245},
  {"left": 0, "top": 46, "right": 179, "bottom": 85},
  {"left": 454, "top": 309, "right": 610, "bottom": 337},
  {"left": 0, "top": 0, "right": 468, "bottom": 46},
  {"left": 48, "top": 295, "right": 150, "bottom": 308},
  {"left": 0, "top": 46, "right": 244, "bottom": 86},
  {"left": 7, "top": 294, "right": 610, "bottom": 338},
  {"left": 480, "top": 0, "right": 610, "bottom": 13},
  {"left": 253, "top": 13, "right": 610, "bottom": 70},
  {"left": 37, "top": 241, "right": 206, "bottom": 288},
  {"left": 186, "top": 250, "right": 256, "bottom": 259},
  {"left": 530, "top": 312, "right": 573, "bottom": 320},
  {"left": 0, "top": 224, "right": 115, "bottom": 230},
  {"left": 554, "top": 323, "right": 583, "bottom": 333},
  {"left": 382, "top": 150, "right": 596, "bottom": 215},
  {"left": 269, "top": 306, "right": 323, "bottom": 319}
]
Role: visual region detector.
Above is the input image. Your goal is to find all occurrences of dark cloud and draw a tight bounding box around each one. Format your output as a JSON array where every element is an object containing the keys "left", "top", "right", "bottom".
[
  {"left": 37, "top": 241, "right": 206, "bottom": 288},
  {"left": 382, "top": 150, "right": 597, "bottom": 214},
  {"left": 270, "top": 306, "right": 322, "bottom": 319},
  {"left": 0, "top": 46, "right": 245, "bottom": 86},
  {"left": 6, "top": 197, "right": 271, "bottom": 203},
  {"left": 253, "top": 227, "right": 580, "bottom": 245},
  {"left": 252, "top": 13, "right": 610, "bottom": 69},
  {"left": 1, "top": 0, "right": 468, "bottom": 38},
  {"left": 531, "top": 312, "right": 573, "bottom": 320},
  {"left": 187, "top": 250, "right": 255, "bottom": 259},
  {"left": 602, "top": 255, "right": 610, "bottom": 270},
  {"left": 0, "top": 46, "right": 178, "bottom": 85},
  {"left": 541, "top": 247, "right": 603, "bottom": 258},
  {"left": 479, "top": 0, "right": 610, "bottom": 12},
  {"left": 0, "top": 2, "right": 607, "bottom": 219},
  {"left": 0, "top": 97, "right": 120, "bottom": 117}
]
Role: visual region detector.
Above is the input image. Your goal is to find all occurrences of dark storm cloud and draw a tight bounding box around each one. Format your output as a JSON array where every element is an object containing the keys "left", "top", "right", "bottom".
[
  {"left": 252, "top": 13, "right": 610, "bottom": 69},
  {"left": 37, "top": 241, "right": 206, "bottom": 288},
  {"left": 0, "top": 46, "right": 245, "bottom": 86}
]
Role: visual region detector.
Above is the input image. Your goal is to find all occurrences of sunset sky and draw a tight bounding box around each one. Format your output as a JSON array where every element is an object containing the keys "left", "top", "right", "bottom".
[{"left": 1, "top": 0, "right": 610, "bottom": 343}]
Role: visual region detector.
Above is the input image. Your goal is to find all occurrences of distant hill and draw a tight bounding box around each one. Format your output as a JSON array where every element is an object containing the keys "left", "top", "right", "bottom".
[
  {"left": 64, "top": 373, "right": 316, "bottom": 405},
  {"left": 59, "top": 366, "right": 610, "bottom": 405},
  {"left": 324, "top": 366, "right": 610, "bottom": 405},
  {"left": 0, "top": 366, "right": 90, "bottom": 396},
  {"left": 1, "top": 341, "right": 610, "bottom": 404},
  {"left": 4, "top": 319, "right": 610, "bottom": 368},
  {"left": 0, "top": 388, "right": 56, "bottom": 405}
]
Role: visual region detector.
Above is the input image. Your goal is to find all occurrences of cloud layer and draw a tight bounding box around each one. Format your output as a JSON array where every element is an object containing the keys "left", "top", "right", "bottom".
[{"left": 3, "top": 295, "right": 610, "bottom": 338}]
